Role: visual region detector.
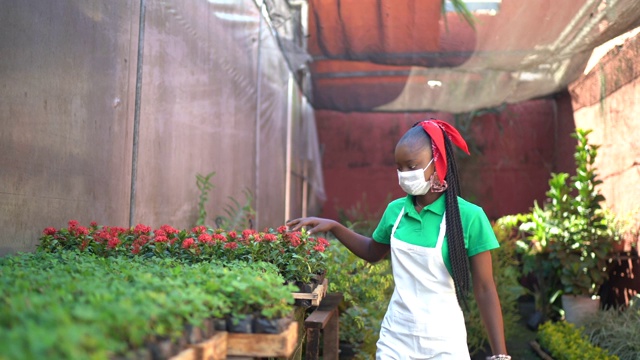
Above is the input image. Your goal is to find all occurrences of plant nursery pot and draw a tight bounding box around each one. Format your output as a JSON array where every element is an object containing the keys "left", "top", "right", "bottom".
[
  {"left": 253, "top": 316, "right": 290, "bottom": 334},
  {"left": 311, "top": 271, "right": 326, "bottom": 287},
  {"left": 227, "top": 314, "right": 254, "bottom": 333},
  {"left": 295, "top": 281, "right": 316, "bottom": 293},
  {"left": 213, "top": 317, "right": 228, "bottom": 332},
  {"left": 561, "top": 294, "right": 600, "bottom": 325}
]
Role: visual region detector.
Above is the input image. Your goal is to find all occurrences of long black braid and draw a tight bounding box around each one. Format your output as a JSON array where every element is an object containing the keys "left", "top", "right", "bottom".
[{"left": 442, "top": 132, "right": 471, "bottom": 310}]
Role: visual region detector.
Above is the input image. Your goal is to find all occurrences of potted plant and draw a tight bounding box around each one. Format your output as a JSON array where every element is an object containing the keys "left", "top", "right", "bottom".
[{"left": 519, "top": 129, "right": 613, "bottom": 325}]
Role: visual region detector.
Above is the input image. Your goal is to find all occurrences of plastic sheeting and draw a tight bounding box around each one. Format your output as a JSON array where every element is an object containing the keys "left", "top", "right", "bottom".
[
  {"left": 268, "top": 0, "right": 640, "bottom": 113},
  {"left": 0, "top": 0, "right": 324, "bottom": 255}
]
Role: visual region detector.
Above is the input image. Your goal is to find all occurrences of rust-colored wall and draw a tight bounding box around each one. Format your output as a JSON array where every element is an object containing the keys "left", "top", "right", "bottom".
[
  {"left": 316, "top": 95, "right": 576, "bottom": 221},
  {"left": 569, "top": 33, "right": 640, "bottom": 217}
]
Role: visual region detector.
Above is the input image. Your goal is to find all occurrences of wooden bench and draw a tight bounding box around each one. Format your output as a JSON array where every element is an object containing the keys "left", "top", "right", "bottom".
[{"left": 304, "top": 293, "right": 343, "bottom": 360}]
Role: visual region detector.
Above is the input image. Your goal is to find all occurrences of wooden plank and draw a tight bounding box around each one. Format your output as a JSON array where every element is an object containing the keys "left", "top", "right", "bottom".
[
  {"left": 170, "top": 331, "right": 227, "bottom": 360},
  {"left": 304, "top": 293, "right": 343, "bottom": 329},
  {"left": 322, "top": 310, "right": 339, "bottom": 359},
  {"left": 305, "top": 328, "right": 321, "bottom": 360},
  {"left": 226, "top": 321, "right": 298, "bottom": 358},
  {"left": 292, "top": 278, "right": 328, "bottom": 306}
]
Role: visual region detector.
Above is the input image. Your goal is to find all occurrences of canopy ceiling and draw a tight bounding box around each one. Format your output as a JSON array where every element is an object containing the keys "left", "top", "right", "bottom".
[{"left": 264, "top": 0, "right": 640, "bottom": 113}]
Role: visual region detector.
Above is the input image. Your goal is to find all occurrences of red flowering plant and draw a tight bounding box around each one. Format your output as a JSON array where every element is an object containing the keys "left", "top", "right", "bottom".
[
  {"left": 270, "top": 227, "right": 329, "bottom": 285},
  {"left": 37, "top": 221, "right": 329, "bottom": 285}
]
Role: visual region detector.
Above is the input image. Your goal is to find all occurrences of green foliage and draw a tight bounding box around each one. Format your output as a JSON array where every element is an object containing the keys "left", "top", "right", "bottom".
[
  {"left": 195, "top": 172, "right": 216, "bottom": 226},
  {"left": 463, "top": 218, "right": 526, "bottom": 356},
  {"left": 537, "top": 321, "right": 619, "bottom": 360},
  {"left": 194, "top": 172, "right": 255, "bottom": 231},
  {"left": 582, "top": 299, "right": 640, "bottom": 360},
  {"left": 517, "top": 128, "right": 613, "bottom": 317},
  {"left": 215, "top": 189, "right": 256, "bottom": 231},
  {"left": 336, "top": 193, "right": 392, "bottom": 237},
  {"left": 331, "top": 193, "right": 394, "bottom": 359},
  {"left": 0, "top": 252, "right": 295, "bottom": 359},
  {"left": 324, "top": 241, "right": 393, "bottom": 360}
]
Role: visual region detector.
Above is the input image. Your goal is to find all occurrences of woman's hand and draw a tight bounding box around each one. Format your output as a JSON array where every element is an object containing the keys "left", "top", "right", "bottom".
[{"left": 286, "top": 217, "right": 337, "bottom": 235}]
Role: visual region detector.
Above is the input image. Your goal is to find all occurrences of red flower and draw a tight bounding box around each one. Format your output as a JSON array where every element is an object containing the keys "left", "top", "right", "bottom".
[
  {"left": 277, "top": 226, "right": 287, "bottom": 234},
  {"left": 43, "top": 227, "right": 57, "bottom": 236},
  {"left": 191, "top": 226, "right": 207, "bottom": 235},
  {"left": 213, "top": 234, "right": 226, "bottom": 243},
  {"left": 198, "top": 233, "right": 213, "bottom": 244},
  {"left": 107, "top": 238, "right": 121, "bottom": 249},
  {"left": 154, "top": 229, "right": 167, "bottom": 237},
  {"left": 68, "top": 220, "right": 80, "bottom": 229},
  {"left": 287, "top": 233, "right": 301, "bottom": 247},
  {"left": 182, "top": 238, "right": 196, "bottom": 249},
  {"left": 131, "top": 244, "right": 141, "bottom": 255},
  {"left": 79, "top": 240, "right": 90, "bottom": 251},
  {"left": 242, "top": 229, "right": 257, "bottom": 241},
  {"left": 263, "top": 233, "right": 277, "bottom": 242},
  {"left": 317, "top": 237, "right": 330, "bottom": 247},
  {"left": 72, "top": 226, "right": 89, "bottom": 237},
  {"left": 160, "top": 224, "right": 179, "bottom": 235},
  {"left": 136, "top": 235, "right": 150, "bottom": 245},
  {"left": 134, "top": 224, "right": 151, "bottom": 235},
  {"left": 227, "top": 231, "right": 238, "bottom": 240},
  {"left": 313, "top": 244, "right": 326, "bottom": 252},
  {"left": 224, "top": 242, "right": 238, "bottom": 250},
  {"left": 154, "top": 235, "right": 169, "bottom": 243},
  {"left": 90, "top": 221, "right": 98, "bottom": 228}
]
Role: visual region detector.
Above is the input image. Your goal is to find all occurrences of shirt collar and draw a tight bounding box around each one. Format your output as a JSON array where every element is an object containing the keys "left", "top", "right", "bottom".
[{"left": 404, "top": 194, "right": 446, "bottom": 216}]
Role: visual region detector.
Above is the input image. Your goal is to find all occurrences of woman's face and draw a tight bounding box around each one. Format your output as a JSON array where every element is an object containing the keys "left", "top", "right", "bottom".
[{"left": 395, "top": 143, "right": 435, "bottom": 180}]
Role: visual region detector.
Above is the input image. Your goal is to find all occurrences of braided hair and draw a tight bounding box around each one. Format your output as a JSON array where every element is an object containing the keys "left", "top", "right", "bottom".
[{"left": 441, "top": 131, "right": 471, "bottom": 309}]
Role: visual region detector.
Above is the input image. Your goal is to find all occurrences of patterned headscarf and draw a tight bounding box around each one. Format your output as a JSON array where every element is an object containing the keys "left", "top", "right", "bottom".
[{"left": 415, "top": 120, "right": 470, "bottom": 184}]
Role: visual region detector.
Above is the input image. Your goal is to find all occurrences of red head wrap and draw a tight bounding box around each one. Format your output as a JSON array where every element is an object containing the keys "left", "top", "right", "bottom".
[{"left": 417, "top": 120, "right": 470, "bottom": 184}]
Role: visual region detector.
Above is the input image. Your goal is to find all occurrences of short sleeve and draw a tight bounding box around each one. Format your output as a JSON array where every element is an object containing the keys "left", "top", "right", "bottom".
[
  {"left": 372, "top": 198, "right": 405, "bottom": 244},
  {"left": 464, "top": 206, "right": 499, "bottom": 257}
]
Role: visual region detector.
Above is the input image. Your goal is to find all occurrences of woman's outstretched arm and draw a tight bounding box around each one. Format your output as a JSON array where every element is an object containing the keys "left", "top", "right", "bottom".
[{"left": 286, "top": 217, "right": 390, "bottom": 263}]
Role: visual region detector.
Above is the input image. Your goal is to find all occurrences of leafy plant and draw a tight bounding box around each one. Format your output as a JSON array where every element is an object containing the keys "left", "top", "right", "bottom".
[
  {"left": 324, "top": 240, "right": 393, "bottom": 360},
  {"left": 581, "top": 297, "right": 640, "bottom": 360},
  {"left": 517, "top": 129, "right": 613, "bottom": 301},
  {"left": 537, "top": 321, "right": 619, "bottom": 360},
  {"left": 195, "top": 171, "right": 216, "bottom": 226},
  {"left": 463, "top": 218, "right": 526, "bottom": 356},
  {"left": 0, "top": 252, "right": 296, "bottom": 359},
  {"left": 215, "top": 189, "right": 256, "bottom": 231}
]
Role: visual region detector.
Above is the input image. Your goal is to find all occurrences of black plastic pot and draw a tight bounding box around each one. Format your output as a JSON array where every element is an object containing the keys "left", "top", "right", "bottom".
[
  {"left": 253, "top": 317, "right": 289, "bottom": 334},
  {"left": 227, "top": 314, "right": 254, "bottom": 333}
]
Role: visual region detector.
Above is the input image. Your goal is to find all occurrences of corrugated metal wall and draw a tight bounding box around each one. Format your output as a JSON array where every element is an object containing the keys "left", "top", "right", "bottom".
[{"left": 0, "top": 0, "right": 322, "bottom": 255}]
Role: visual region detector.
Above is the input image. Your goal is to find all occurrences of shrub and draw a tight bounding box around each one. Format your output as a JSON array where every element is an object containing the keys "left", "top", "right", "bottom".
[
  {"left": 537, "top": 321, "right": 619, "bottom": 360},
  {"left": 463, "top": 218, "right": 526, "bottom": 355},
  {"left": 324, "top": 241, "right": 393, "bottom": 359},
  {"left": 581, "top": 300, "right": 640, "bottom": 360}
]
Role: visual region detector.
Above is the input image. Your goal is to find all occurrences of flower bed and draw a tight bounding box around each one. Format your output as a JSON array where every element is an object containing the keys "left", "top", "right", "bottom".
[
  {"left": 0, "top": 251, "right": 297, "bottom": 360},
  {"left": 536, "top": 321, "right": 619, "bottom": 360},
  {"left": 38, "top": 221, "right": 329, "bottom": 288}
]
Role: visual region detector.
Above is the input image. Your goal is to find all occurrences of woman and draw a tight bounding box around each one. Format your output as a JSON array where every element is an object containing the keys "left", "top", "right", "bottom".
[{"left": 287, "top": 120, "right": 510, "bottom": 360}]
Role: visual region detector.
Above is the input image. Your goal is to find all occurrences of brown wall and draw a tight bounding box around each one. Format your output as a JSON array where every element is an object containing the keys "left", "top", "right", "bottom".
[
  {"left": 315, "top": 95, "right": 576, "bottom": 221},
  {"left": 569, "top": 33, "right": 640, "bottom": 217}
]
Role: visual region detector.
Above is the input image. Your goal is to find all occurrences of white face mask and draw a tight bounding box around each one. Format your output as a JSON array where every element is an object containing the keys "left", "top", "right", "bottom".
[{"left": 397, "top": 158, "right": 434, "bottom": 196}]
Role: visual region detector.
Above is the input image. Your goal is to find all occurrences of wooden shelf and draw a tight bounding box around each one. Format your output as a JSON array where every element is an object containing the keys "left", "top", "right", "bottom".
[
  {"left": 227, "top": 321, "right": 298, "bottom": 358},
  {"left": 292, "top": 278, "right": 328, "bottom": 306}
]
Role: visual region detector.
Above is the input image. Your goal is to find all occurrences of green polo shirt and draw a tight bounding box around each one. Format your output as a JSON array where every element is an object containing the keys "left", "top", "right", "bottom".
[{"left": 372, "top": 194, "right": 499, "bottom": 275}]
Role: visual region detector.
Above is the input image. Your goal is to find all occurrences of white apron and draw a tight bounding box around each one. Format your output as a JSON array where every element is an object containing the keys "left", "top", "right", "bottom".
[{"left": 376, "top": 207, "right": 469, "bottom": 359}]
